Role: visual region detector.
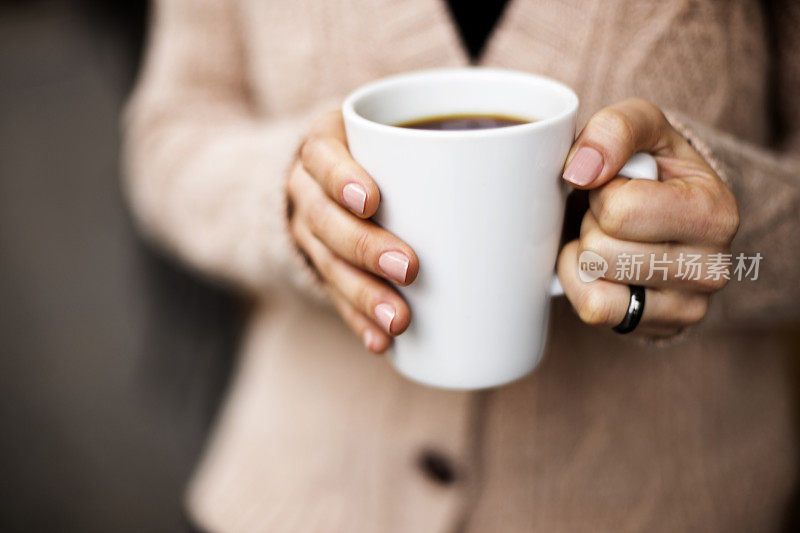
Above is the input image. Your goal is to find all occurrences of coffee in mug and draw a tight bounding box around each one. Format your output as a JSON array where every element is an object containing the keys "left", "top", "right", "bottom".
[{"left": 397, "top": 113, "right": 531, "bottom": 130}]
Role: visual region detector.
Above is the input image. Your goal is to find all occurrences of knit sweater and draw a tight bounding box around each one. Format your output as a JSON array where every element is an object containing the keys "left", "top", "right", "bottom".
[{"left": 123, "top": 1, "right": 800, "bottom": 531}]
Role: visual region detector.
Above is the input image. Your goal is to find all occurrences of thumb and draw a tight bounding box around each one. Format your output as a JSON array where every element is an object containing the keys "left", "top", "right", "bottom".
[{"left": 562, "top": 98, "right": 679, "bottom": 189}]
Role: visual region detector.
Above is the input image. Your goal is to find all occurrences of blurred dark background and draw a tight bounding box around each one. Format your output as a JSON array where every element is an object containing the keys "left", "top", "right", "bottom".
[{"left": 0, "top": 1, "right": 240, "bottom": 530}]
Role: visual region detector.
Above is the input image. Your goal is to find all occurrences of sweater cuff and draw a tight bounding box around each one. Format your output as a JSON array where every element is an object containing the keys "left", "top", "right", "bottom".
[
  {"left": 664, "top": 110, "right": 731, "bottom": 189},
  {"left": 248, "top": 105, "right": 340, "bottom": 303}
]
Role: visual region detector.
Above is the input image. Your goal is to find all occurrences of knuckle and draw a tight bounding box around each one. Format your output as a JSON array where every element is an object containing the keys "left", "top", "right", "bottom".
[
  {"left": 320, "top": 108, "right": 342, "bottom": 129},
  {"left": 576, "top": 288, "right": 614, "bottom": 326},
  {"left": 675, "top": 181, "right": 726, "bottom": 243},
  {"left": 299, "top": 135, "right": 322, "bottom": 165},
  {"left": 714, "top": 190, "right": 740, "bottom": 243},
  {"left": 595, "top": 191, "right": 634, "bottom": 236},
  {"left": 319, "top": 108, "right": 339, "bottom": 121},
  {"left": 355, "top": 283, "right": 374, "bottom": 311},
  {"left": 580, "top": 224, "right": 608, "bottom": 256},
  {"left": 593, "top": 108, "right": 635, "bottom": 146},
  {"left": 683, "top": 188, "right": 716, "bottom": 241},
  {"left": 305, "top": 196, "right": 330, "bottom": 234},
  {"left": 630, "top": 98, "right": 670, "bottom": 140},
  {"left": 683, "top": 297, "right": 709, "bottom": 324},
  {"left": 579, "top": 211, "right": 599, "bottom": 240},
  {"left": 691, "top": 185, "right": 739, "bottom": 244},
  {"left": 697, "top": 267, "right": 730, "bottom": 292},
  {"left": 313, "top": 249, "right": 333, "bottom": 278},
  {"left": 709, "top": 273, "right": 730, "bottom": 291},
  {"left": 629, "top": 98, "right": 665, "bottom": 123},
  {"left": 692, "top": 185, "right": 718, "bottom": 227},
  {"left": 351, "top": 228, "right": 372, "bottom": 266}
]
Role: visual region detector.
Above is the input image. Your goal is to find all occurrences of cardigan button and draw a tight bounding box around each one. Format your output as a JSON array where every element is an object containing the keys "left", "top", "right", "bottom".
[{"left": 416, "top": 448, "right": 457, "bottom": 486}]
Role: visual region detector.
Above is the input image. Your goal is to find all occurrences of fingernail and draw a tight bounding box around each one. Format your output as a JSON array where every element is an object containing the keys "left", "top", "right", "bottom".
[
  {"left": 563, "top": 146, "right": 604, "bottom": 186},
  {"left": 342, "top": 183, "right": 367, "bottom": 214},
  {"left": 378, "top": 251, "right": 409, "bottom": 284},
  {"left": 374, "top": 303, "right": 396, "bottom": 334},
  {"left": 363, "top": 329, "right": 379, "bottom": 351}
]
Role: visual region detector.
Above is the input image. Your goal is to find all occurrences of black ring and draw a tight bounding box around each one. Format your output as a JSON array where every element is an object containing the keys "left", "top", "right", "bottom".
[{"left": 613, "top": 285, "right": 645, "bottom": 334}]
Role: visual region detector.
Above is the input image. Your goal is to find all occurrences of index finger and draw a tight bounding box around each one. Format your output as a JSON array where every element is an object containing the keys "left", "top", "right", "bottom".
[
  {"left": 588, "top": 174, "right": 738, "bottom": 245},
  {"left": 300, "top": 110, "right": 381, "bottom": 217}
]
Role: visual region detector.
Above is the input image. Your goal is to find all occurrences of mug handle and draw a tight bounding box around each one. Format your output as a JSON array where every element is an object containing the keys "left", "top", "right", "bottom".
[{"left": 550, "top": 152, "right": 659, "bottom": 297}]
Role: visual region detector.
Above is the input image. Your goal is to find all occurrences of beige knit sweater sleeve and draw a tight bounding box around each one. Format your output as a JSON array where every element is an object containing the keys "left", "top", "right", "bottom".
[
  {"left": 666, "top": 2, "right": 800, "bottom": 329},
  {"left": 121, "top": 0, "right": 327, "bottom": 299}
]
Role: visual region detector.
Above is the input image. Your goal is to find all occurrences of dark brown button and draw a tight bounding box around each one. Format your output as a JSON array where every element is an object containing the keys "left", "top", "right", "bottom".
[{"left": 416, "top": 448, "right": 457, "bottom": 486}]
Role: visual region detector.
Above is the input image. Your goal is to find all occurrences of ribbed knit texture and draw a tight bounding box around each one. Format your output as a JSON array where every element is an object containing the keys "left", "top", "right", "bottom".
[{"left": 122, "top": 1, "right": 800, "bottom": 531}]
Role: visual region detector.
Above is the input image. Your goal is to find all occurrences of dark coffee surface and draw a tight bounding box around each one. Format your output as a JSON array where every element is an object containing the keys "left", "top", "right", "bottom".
[{"left": 397, "top": 113, "right": 530, "bottom": 130}]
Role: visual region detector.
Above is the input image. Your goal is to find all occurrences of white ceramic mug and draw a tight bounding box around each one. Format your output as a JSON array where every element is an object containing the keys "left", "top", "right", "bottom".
[{"left": 342, "top": 68, "right": 656, "bottom": 390}]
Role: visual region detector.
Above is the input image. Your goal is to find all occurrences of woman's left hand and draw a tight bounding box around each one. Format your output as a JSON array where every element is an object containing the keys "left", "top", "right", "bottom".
[{"left": 556, "top": 98, "right": 740, "bottom": 337}]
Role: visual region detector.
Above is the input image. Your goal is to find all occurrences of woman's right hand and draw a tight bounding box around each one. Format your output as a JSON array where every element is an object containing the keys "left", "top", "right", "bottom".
[{"left": 288, "top": 110, "right": 419, "bottom": 354}]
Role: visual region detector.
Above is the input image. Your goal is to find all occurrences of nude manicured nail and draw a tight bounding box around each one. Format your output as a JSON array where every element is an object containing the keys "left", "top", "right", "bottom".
[
  {"left": 563, "top": 146, "right": 604, "bottom": 186},
  {"left": 374, "top": 303, "right": 396, "bottom": 334},
  {"left": 342, "top": 183, "right": 367, "bottom": 214},
  {"left": 378, "top": 251, "right": 409, "bottom": 284}
]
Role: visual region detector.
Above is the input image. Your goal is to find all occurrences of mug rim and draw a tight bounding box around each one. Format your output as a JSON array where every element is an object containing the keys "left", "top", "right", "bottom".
[{"left": 342, "top": 67, "right": 580, "bottom": 138}]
